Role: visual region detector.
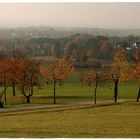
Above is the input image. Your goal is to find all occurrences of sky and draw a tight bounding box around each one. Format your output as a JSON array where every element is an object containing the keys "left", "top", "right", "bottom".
[{"left": 0, "top": 3, "right": 140, "bottom": 29}]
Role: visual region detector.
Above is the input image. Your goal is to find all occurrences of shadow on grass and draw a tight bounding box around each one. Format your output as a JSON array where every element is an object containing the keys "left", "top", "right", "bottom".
[
  {"left": 46, "top": 102, "right": 120, "bottom": 113},
  {"left": 33, "top": 95, "right": 92, "bottom": 99},
  {"left": 0, "top": 101, "right": 123, "bottom": 116}
]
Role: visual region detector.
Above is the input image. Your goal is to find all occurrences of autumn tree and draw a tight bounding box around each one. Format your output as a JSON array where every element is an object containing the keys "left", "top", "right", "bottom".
[
  {"left": 8, "top": 58, "right": 21, "bottom": 96},
  {"left": 0, "top": 58, "right": 16, "bottom": 105},
  {"left": 82, "top": 70, "right": 98, "bottom": 104},
  {"left": 17, "top": 59, "right": 41, "bottom": 104},
  {"left": 111, "top": 48, "right": 130, "bottom": 102},
  {"left": 41, "top": 57, "right": 74, "bottom": 104},
  {"left": 132, "top": 49, "right": 140, "bottom": 102},
  {"left": 82, "top": 69, "right": 106, "bottom": 104}
]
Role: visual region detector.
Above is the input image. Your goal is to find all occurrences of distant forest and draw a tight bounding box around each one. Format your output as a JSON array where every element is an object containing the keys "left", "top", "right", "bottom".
[{"left": 0, "top": 27, "right": 140, "bottom": 68}]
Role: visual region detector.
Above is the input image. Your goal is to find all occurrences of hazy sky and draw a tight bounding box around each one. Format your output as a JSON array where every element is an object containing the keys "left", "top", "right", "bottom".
[{"left": 0, "top": 3, "right": 140, "bottom": 29}]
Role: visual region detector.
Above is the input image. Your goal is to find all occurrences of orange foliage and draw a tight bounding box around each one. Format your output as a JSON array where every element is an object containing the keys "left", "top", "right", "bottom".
[
  {"left": 133, "top": 62, "right": 140, "bottom": 85},
  {"left": 17, "top": 59, "right": 40, "bottom": 89},
  {"left": 132, "top": 48, "right": 140, "bottom": 84},
  {"left": 111, "top": 48, "right": 130, "bottom": 82},
  {"left": 82, "top": 70, "right": 95, "bottom": 86},
  {"left": 0, "top": 58, "right": 19, "bottom": 86},
  {"left": 0, "top": 57, "right": 41, "bottom": 103},
  {"left": 41, "top": 57, "right": 74, "bottom": 83}
]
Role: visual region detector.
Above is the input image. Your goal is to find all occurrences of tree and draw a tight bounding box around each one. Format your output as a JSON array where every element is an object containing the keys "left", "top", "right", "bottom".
[
  {"left": 17, "top": 59, "right": 41, "bottom": 104},
  {"left": 111, "top": 48, "right": 130, "bottom": 102},
  {"left": 82, "top": 70, "right": 98, "bottom": 104},
  {"left": 41, "top": 57, "right": 74, "bottom": 104},
  {"left": 132, "top": 49, "right": 140, "bottom": 102},
  {"left": 133, "top": 63, "right": 140, "bottom": 101},
  {"left": 0, "top": 58, "right": 15, "bottom": 105},
  {"left": 8, "top": 58, "right": 20, "bottom": 96},
  {"left": 99, "top": 39, "right": 112, "bottom": 60},
  {"left": 82, "top": 69, "right": 105, "bottom": 104}
]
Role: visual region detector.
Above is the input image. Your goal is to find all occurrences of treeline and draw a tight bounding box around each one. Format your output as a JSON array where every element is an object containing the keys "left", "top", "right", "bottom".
[
  {"left": 0, "top": 47, "right": 140, "bottom": 107},
  {"left": 0, "top": 34, "right": 140, "bottom": 65}
]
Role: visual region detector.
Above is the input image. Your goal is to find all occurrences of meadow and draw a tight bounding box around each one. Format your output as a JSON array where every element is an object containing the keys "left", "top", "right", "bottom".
[
  {"left": 0, "top": 68, "right": 140, "bottom": 138},
  {"left": 0, "top": 101, "right": 140, "bottom": 138}
]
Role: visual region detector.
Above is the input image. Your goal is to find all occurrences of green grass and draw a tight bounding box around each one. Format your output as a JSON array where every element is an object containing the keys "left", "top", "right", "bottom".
[
  {"left": 1, "top": 80, "right": 140, "bottom": 138},
  {"left": 0, "top": 59, "right": 139, "bottom": 138},
  {"left": 2, "top": 83, "right": 138, "bottom": 105},
  {"left": 0, "top": 101, "right": 140, "bottom": 138}
]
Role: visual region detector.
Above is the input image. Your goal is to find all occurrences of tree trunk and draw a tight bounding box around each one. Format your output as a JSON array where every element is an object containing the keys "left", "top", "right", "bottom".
[
  {"left": 53, "top": 80, "right": 56, "bottom": 104},
  {"left": 4, "top": 89, "right": 7, "bottom": 105},
  {"left": 26, "top": 96, "right": 30, "bottom": 104},
  {"left": 136, "top": 87, "right": 140, "bottom": 102},
  {"left": 0, "top": 100, "right": 3, "bottom": 108},
  {"left": 3, "top": 85, "right": 7, "bottom": 105},
  {"left": 94, "top": 74, "right": 98, "bottom": 104},
  {"left": 12, "top": 82, "right": 16, "bottom": 96},
  {"left": 30, "top": 76, "right": 34, "bottom": 96},
  {"left": 31, "top": 83, "right": 33, "bottom": 96},
  {"left": 114, "top": 79, "right": 118, "bottom": 103}
]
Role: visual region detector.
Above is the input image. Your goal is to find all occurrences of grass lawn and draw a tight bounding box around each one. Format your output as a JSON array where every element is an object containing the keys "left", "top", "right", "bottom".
[
  {"left": 0, "top": 101, "right": 140, "bottom": 138},
  {"left": 3, "top": 83, "right": 138, "bottom": 105}
]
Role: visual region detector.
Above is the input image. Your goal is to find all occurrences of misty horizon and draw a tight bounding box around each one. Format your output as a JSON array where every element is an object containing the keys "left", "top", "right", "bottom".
[
  {"left": 1, "top": 25, "right": 140, "bottom": 30},
  {"left": 0, "top": 3, "right": 140, "bottom": 29}
]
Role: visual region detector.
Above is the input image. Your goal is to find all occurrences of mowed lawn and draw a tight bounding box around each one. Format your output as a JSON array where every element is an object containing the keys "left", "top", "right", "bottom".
[
  {"left": 2, "top": 68, "right": 138, "bottom": 105},
  {"left": 2, "top": 83, "right": 139, "bottom": 105},
  {"left": 0, "top": 101, "right": 140, "bottom": 138},
  {"left": 0, "top": 82, "right": 140, "bottom": 138}
]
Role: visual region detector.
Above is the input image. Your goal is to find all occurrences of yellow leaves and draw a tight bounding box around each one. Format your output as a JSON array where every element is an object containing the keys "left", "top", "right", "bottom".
[
  {"left": 132, "top": 48, "right": 140, "bottom": 63},
  {"left": 41, "top": 57, "right": 74, "bottom": 82},
  {"left": 132, "top": 62, "right": 140, "bottom": 84},
  {"left": 132, "top": 49, "right": 140, "bottom": 84},
  {"left": 112, "top": 48, "right": 131, "bottom": 82}
]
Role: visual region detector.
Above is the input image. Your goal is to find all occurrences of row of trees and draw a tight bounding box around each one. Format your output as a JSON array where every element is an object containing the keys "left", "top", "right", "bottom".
[
  {"left": 82, "top": 48, "right": 140, "bottom": 104},
  {"left": 0, "top": 58, "right": 41, "bottom": 105},
  {"left": 0, "top": 47, "right": 140, "bottom": 107},
  {"left": 0, "top": 56, "right": 74, "bottom": 107}
]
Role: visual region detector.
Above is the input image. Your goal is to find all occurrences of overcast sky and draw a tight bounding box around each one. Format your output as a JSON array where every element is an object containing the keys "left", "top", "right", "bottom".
[{"left": 0, "top": 3, "right": 140, "bottom": 29}]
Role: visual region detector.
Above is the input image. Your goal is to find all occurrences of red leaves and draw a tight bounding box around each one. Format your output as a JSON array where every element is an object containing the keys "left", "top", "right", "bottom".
[
  {"left": 0, "top": 58, "right": 40, "bottom": 87},
  {"left": 0, "top": 58, "right": 18, "bottom": 86}
]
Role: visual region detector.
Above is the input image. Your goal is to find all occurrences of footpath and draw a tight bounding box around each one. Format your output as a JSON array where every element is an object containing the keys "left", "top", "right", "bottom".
[{"left": 0, "top": 99, "right": 135, "bottom": 114}]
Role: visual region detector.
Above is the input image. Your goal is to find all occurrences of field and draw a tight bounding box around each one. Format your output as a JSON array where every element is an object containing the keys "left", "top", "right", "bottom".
[
  {"left": 0, "top": 101, "right": 140, "bottom": 138},
  {"left": 0, "top": 83, "right": 140, "bottom": 138},
  {"left": 0, "top": 68, "right": 140, "bottom": 138}
]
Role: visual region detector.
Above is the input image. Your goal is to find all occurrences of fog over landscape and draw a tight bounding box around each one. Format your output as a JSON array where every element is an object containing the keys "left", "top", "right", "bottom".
[{"left": 0, "top": 3, "right": 140, "bottom": 29}]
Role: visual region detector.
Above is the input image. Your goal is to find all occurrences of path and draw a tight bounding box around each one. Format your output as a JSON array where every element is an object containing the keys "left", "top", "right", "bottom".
[{"left": 0, "top": 99, "right": 135, "bottom": 114}]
